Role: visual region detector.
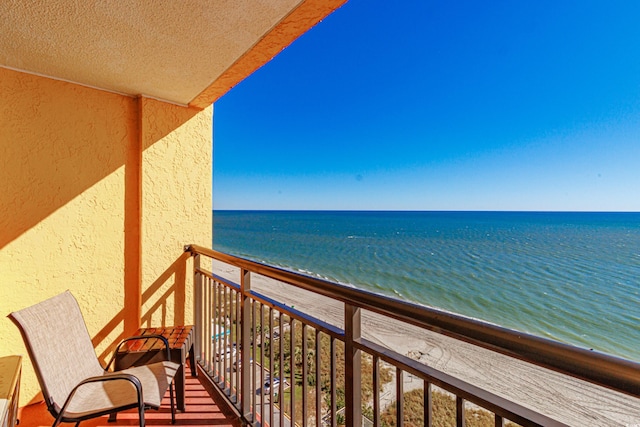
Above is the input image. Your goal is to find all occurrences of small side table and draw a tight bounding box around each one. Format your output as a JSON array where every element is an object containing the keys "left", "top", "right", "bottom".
[{"left": 114, "top": 325, "right": 196, "bottom": 411}]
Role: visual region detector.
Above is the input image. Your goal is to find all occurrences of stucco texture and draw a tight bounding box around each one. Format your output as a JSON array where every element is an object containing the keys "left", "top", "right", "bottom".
[
  {"left": 0, "top": 68, "right": 212, "bottom": 405},
  {"left": 140, "top": 99, "right": 213, "bottom": 328}
]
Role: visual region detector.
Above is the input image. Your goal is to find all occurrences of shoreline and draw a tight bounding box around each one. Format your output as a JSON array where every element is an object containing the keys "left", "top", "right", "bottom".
[{"left": 213, "top": 261, "right": 640, "bottom": 426}]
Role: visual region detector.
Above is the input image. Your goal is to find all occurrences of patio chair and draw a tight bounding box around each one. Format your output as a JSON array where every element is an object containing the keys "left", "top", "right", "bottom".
[{"left": 9, "top": 291, "right": 179, "bottom": 427}]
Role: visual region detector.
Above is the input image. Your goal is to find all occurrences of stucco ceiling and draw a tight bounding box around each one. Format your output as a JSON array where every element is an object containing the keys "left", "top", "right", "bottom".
[{"left": 0, "top": 0, "right": 344, "bottom": 107}]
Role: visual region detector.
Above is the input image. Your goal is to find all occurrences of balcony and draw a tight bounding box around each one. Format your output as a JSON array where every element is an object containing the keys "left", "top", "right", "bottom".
[
  {"left": 10, "top": 244, "right": 640, "bottom": 427},
  {"left": 4, "top": 3, "right": 640, "bottom": 426},
  {"left": 184, "top": 244, "right": 640, "bottom": 427}
]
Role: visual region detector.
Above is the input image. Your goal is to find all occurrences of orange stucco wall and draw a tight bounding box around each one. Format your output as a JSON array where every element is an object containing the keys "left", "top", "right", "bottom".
[
  {"left": 139, "top": 98, "right": 212, "bottom": 328},
  {"left": 0, "top": 67, "right": 212, "bottom": 405}
]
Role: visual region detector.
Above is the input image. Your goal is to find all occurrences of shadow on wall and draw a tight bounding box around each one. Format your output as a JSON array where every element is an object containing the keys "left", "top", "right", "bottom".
[
  {"left": 92, "top": 251, "right": 191, "bottom": 364},
  {"left": 0, "top": 68, "right": 201, "bottom": 250},
  {"left": 0, "top": 69, "right": 131, "bottom": 250},
  {"left": 0, "top": 68, "right": 206, "bottom": 404},
  {"left": 140, "top": 252, "right": 190, "bottom": 328}
]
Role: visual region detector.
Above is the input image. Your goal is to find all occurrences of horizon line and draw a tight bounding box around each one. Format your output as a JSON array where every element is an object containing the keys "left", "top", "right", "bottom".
[{"left": 212, "top": 209, "right": 640, "bottom": 213}]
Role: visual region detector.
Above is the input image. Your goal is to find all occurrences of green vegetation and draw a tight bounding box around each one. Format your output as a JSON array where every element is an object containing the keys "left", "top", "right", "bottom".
[
  {"left": 381, "top": 388, "right": 521, "bottom": 427},
  {"left": 260, "top": 313, "right": 392, "bottom": 424},
  {"left": 216, "top": 303, "right": 524, "bottom": 427}
]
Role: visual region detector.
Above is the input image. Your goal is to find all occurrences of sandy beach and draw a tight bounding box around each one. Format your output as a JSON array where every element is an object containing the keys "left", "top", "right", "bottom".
[{"left": 212, "top": 261, "right": 640, "bottom": 426}]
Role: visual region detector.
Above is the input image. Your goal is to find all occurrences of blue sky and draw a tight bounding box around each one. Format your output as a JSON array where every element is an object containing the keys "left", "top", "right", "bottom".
[{"left": 213, "top": 0, "right": 640, "bottom": 211}]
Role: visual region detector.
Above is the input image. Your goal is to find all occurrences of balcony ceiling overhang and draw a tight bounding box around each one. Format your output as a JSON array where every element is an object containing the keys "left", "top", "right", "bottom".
[{"left": 0, "top": 0, "right": 345, "bottom": 108}]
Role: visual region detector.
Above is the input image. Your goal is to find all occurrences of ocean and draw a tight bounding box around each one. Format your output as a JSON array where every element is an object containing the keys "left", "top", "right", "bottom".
[{"left": 212, "top": 210, "right": 640, "bottom": 361}]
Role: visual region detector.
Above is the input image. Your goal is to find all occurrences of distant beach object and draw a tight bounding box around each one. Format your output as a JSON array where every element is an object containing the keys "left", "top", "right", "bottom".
[
  {"left": 215, "top": 344, "right": 236, "bottom": 361},
  {"left": 212, "top": 322, "right": 230, "bottom": 341}
]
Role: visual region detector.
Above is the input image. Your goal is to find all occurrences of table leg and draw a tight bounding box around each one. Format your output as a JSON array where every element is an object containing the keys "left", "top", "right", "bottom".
[
  {"left": 175, "top": 363, "right": 185, "bottom": 411},
  {"left": 188, "top": 344, "right": 197, "bottom": 377}
]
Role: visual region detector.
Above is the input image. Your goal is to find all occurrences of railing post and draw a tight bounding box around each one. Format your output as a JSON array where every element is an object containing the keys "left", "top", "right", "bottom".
[
  {"left": 345, "top": 303, "right": 362, "bottom": 427},
  {"left": 240, "top": 268, "right": 252, "bottom": 421}
]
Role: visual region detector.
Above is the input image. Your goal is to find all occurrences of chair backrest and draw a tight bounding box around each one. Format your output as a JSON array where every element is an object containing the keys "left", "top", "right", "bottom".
[{"left": 9, "top": 291, "right": 104, "bottom": 410}]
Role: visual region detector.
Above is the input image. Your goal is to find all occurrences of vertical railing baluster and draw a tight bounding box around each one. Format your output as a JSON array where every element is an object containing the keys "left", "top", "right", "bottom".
[
  {"left": 345, "top": 304, "right": 362, "bottom": 427},
  {"left": 424, "top": 380, "right": 432, "bottom": 427},
  {"left": 495, "top": 414, "right": 504, "bottom": 427},
  {"left": 217, "top": 285, "right": 222, "bottom": 385},
  {"left": 223, "top": 285, "right": 229, "bottom": 393},
  {"left": 218, "top": 286, "right": 231, "bottom": 392},
  {"left": 204, "top": 276, "right": 212, "bottom": 374},
  {"left": 218, "top": 281, "right": 224, "bottom": 380},
  {"left": 193, "top": 254, "right": 202, "bottom": 363},
  {"left": 210, "top": 277, "right": 217, "bottom": 376},
  {"left": 279, "top": 312, "right": 285, "bottom": 427},
  {"left": 396, "top": 368, "right": 403, "bottom": 427},
  {"left": 212, "top": 279, "right": 217, "bottom": 380},
  {"left": 230, "top": 287, "right": 235, "bottom": 400},
  {"left": 291, "top": 317, "right": 296, "bottom": 427},
  {"left": 214, "top": 279, "right": 221, "bottom": 382},
  {"left": 200, "top": 277, "right": 211, "bottom": 372},
  {"left": 260, "top": 304, "right": 265, "bottom": 425},
  {"left": 456, "top": 396, "right": 465, "bottom": 427},
  {"left": 302, "top": 324, "right": 308, "bottom": 427},
  {"left": 251, "top": 300, "right": 257, "bottom": 422},
  {"left": 373, "top": 355, "right": 379, "bottom": 427},
  {"left": 232, "top": 288, "right": 237, "bottom": 401},
  {"left": 236, "top": 290, "right": 241, "bottom": 403},
  {"left": 331, "top": 336, "right": 336, "bottom": 427},
  {"left": 315, "top": 329, "right": 321, "bottom": 427},
  {"left": 240, "top": 268, "right": 251, "bottom": 420},
  {"left": 234, "top": 289, "right": 240, "bottom": 404},
  {"left": 269, "top": 307, "right": 275, "bottom": 427}
]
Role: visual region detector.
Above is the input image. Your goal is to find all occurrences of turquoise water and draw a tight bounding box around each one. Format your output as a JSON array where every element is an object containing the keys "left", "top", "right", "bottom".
[{"left": 212, "top": 211, "right": 640, "bottom": 361}]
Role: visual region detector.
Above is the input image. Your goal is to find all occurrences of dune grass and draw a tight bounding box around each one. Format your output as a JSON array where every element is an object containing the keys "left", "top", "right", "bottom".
[{"left": 380, "top": 388, "right": 521, "bottom": 427}]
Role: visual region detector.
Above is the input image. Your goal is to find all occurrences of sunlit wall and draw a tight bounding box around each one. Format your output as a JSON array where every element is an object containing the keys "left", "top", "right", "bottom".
[{"left": 0, "top": 67, "right": 212, "bottom": 405}]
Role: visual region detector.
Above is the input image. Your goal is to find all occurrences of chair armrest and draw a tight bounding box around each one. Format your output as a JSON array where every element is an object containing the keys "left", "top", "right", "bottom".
[
  {"left": 54, "top": 373, "right": 143, "bottom": 421},
  {"left": 105, "top": 335, "right": 171, "bottom": 371}
]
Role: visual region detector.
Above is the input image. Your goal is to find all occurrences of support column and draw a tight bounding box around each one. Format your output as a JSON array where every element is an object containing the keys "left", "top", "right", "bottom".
[{"left": 123, "top": 96, "right": 143, "bottom": 333}]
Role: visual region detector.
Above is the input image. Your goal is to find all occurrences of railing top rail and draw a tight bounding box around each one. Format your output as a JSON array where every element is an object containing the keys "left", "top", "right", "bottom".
[{"left": 185, "top": 244, "right": 640, "bottom": 398}]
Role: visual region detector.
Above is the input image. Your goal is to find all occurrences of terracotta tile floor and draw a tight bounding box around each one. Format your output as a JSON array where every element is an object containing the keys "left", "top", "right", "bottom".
[{"left": 18, "top": 368, "right": 242, "bottom": 427}]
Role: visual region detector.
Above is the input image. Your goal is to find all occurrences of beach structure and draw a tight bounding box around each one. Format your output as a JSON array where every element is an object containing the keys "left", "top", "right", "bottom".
[{"left": 1, "top": 2, "right": 639, "bottom": 427}]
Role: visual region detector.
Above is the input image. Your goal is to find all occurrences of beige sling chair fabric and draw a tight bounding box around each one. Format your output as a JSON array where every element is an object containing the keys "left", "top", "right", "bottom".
[{"left": 9, "top": 291, "right": 179, "bottom": 427}]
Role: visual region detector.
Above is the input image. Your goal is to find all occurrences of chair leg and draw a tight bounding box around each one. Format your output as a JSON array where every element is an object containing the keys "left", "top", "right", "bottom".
[
  {"left": 138, "top": 403, "right": 146, "bottom": 427},
  {"left": 51, "top": 412, "right": 65, "bottom": 427},
  {"left": 170, "top": 382, "right": 176, "bottom": 424}
]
